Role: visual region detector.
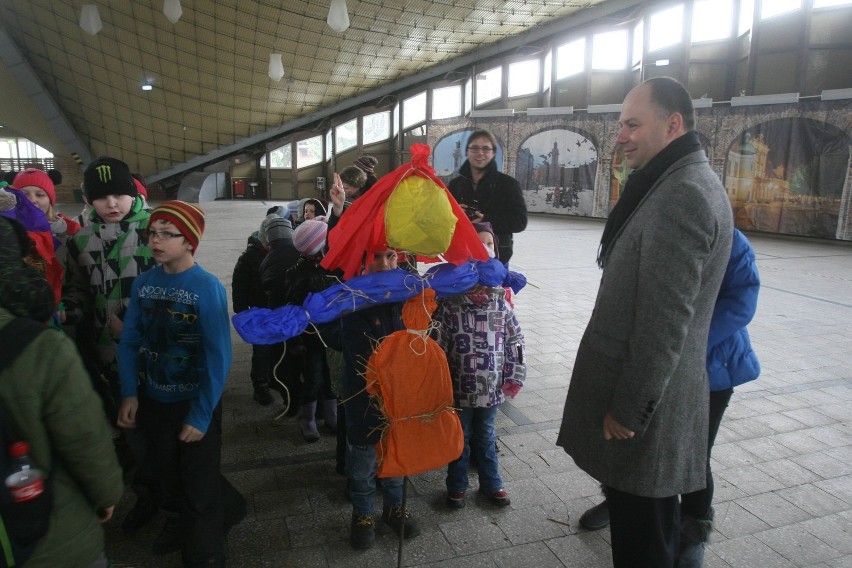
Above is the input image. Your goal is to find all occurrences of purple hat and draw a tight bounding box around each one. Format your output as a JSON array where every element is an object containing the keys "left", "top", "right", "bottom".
[
  {"left": 472, "top": 221, "right": 499, "bottom": 260},
  {"left": 292, "top": 218, "right": 328, "bottom": 256}
]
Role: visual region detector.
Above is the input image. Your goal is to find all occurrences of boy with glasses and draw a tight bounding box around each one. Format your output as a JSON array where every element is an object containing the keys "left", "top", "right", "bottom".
[
  {"left": 448, "top": 129, "right": 527, "bottom": 264},
  {"left": 117, "top": 201, "right": 246, "bottom": 567}
]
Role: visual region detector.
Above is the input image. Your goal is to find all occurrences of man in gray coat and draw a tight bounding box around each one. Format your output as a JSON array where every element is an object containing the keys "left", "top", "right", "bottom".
[{"left": 556, "top": 77, "right": 733, "bottom": 567}]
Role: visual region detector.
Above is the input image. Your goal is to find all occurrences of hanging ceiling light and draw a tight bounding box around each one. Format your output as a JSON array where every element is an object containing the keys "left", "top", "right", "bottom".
[
  {"left": 79, "top": 4, "right": 103, "bottom": 36},
  {"left": 163, "top": 0, "right": 182, "bottom": 24},
  {"left": 268, "top": 54, "right": 285, "bottom": 81},
  {"left": 327, "top": 0, "right": 350, "bottom": 33},
  {"left": 141, "top": 80, "right": 154, "bottom": 91}
]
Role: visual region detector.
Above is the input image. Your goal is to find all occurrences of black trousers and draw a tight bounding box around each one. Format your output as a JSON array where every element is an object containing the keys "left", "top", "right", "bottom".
[
  {"left": 250, "top": 344, "right": 274, "bottom": 389},
  {"left": 680, "top": 387, "right": 733, "bottom": 519},
  {"left": 606, "top": 485, "right": 679, "bottom": 568},
  {"left": 142, "top": 397, "right": 242, "bottom": 566}
]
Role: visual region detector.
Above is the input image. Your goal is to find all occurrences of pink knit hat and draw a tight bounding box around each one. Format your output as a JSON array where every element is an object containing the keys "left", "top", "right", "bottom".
[
  {"left": 292, "top": 219, "right": 328, "bottom": 256},
  {"left": 13, "top": 168, "right": 56, "bottom": 205}
]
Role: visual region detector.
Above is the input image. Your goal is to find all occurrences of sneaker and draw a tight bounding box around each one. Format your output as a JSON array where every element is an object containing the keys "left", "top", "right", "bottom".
[
  {"left": 120, "top": 495, "right": 159, "bottom": 533},
  {"left": 381, "top": 505, "right": 421, "bottom": 539},
  {"left": 446, "top": 491, "right": 466, "bottom": 510},
  {"left": 253, "top": 386, "right": 274, "bottom": 406},
  {"left": 479, "top": 488, "right": 511, "bottom": 507},
  {"left": 151, "top": 514, "right": 182, "bottom": 555},
  {"left": 350, "top": 514, "right": 376, "bottom": 549},
  {"left": 578, "top": 500, "right": 610, "bottom": 531}
]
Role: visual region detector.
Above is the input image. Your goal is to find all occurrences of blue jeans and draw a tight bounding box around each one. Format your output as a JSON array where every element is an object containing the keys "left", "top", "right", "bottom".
[
  {"left": 446, "top": 405, "right": 502, "bottom": 493},
  {"left": 346, "top": 442, "right": 403, "bottom": 517}
]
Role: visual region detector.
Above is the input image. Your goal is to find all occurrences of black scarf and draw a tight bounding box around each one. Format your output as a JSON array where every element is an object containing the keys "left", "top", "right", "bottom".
[{"left": 597, "top": 130, "right": 701, "bottom": 268}]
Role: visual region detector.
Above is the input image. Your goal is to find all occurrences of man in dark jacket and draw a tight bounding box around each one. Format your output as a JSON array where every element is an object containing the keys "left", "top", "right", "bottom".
[{"left": 447, "top": 129, "right": 527, "bottom": 264}]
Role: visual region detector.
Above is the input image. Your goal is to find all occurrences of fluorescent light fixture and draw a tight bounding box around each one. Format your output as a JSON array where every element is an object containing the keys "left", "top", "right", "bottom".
[
  {"left": 655, "top": 59, "right": 670, "bottom": 66},
  {"left": 730, "top": 92, "right": 799, "bottom": 106},
  {"left": 79, "top": 4, "right": 102, "bottom": 35},
  {"left": 470, "top": 109, "right": 515, "bottom": 117},
  {"left": 527, "top": 106, "right": 574, "bottom": 116},
  {"left": 141, "top": 81, "right": 153, "bottom": 91},
  {"left": 327, "top": 0, "right": 350, "bottom": 33},
  {"left": 163, "top": 0, "right": 182, "bottom": 24},
  {"left": 820, "top": 88, "right": 852, "bottom": 101},
  {"left": 692, "top": 98, "right": 713, "bottom": 108},
  {"left": 587, "top": 103, "right": 623, "bottom": 114},
  {"left": 268, "top": 53, "right": 285, "bottom": 81}
]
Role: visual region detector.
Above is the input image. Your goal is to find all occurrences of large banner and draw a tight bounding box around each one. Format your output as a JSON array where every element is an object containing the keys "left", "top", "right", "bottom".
[{"left": 428, "top": 100, "right": 852, "bottom": 241}]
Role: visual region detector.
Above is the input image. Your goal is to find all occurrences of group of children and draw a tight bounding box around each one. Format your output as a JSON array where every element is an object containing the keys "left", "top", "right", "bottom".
[
  {"left": 2, "top": 158, "right": 242, "bottom": 567},
  {"left": 3, "top": 153, "right": 527, "bottom": 561},
  {"left": 231, "top": 163, "right": 527, "bottom": 550}
]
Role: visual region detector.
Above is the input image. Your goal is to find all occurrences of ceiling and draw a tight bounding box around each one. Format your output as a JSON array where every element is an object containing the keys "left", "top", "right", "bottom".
[{"left": 0, "top": 0, "right": 633, "bottom": 182}]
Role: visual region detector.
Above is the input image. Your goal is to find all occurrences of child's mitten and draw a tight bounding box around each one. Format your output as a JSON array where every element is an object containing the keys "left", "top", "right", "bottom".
[{"left": 501, "top": 383, "right": 521, "bottom": 399}]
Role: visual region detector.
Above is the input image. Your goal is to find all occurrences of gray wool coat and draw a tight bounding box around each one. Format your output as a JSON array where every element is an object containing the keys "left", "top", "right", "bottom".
[{"left": 556, "top": 149, "right": 733, "bottom": 498}]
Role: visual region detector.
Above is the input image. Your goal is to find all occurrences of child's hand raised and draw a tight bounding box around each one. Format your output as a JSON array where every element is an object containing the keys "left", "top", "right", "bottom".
[
  {"left": 179, "top": 424, "right": 205, "bottom": 443},
  {"left": 330, "top": 172, "right": 345, "bottom": 215}
]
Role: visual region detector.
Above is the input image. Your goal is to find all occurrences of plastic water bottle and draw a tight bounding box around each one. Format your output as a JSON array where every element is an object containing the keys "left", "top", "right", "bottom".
[{"left": 5, "top": 441, "right": 45, "bottom": 503}]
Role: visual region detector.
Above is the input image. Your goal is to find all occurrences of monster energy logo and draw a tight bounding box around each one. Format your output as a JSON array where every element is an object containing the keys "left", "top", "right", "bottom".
[{"left": 95, "top": 165, "right": 112, "bottom": 183}]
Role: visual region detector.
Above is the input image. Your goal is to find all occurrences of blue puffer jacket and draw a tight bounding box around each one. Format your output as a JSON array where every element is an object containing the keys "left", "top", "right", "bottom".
[{"left": 706, "top": 229, "right": 760, "bottom": 392}]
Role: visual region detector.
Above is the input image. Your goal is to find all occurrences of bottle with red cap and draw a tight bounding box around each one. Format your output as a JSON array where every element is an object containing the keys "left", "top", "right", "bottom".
[{"left": 5, "top": 441, "right": 44, "bottom": 503}]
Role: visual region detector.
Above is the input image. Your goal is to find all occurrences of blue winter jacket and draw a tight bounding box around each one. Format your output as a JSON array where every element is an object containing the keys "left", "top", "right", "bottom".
[{"left": 706, "top": 229, "right": 760, "bottom": 392}]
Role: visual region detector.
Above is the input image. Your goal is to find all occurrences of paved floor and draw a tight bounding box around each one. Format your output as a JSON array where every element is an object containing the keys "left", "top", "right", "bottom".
[{"left": 103, "top": 201, "right": 852, "bottom": 568}]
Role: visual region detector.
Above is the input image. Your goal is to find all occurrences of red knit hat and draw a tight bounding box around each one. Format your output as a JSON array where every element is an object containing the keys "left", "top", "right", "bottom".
[
  {"left": 132, "top": 178, "right": 148, "bottom": 199},
  {"left": 13, "top": 168, "right": 56, "bottom": 205},
  {"left": 149, "top": 200, "right": 205, "bottom": 254}
]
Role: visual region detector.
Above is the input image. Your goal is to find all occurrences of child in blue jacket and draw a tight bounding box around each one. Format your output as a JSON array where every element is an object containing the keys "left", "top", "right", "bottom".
[{"left": 117, "top": 201, "right": 246, "bottom": 567}]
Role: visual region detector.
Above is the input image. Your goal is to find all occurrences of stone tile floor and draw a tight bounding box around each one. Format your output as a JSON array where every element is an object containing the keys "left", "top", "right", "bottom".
[{"left": 104, "top": 201, "right": 852, "bottom": 567}]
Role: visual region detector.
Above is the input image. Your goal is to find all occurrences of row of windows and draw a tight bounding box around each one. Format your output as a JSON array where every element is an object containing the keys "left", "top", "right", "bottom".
[
  {"left": 0, "top": 137, "right": 53, "bottom": 161},
  {"left": 264, "top": 0, "right": 852, "bottom": 170}
]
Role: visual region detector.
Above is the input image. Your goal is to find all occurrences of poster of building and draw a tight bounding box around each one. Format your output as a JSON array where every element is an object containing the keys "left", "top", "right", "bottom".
[
  {"left": 517, "top": 128, "right": 598, "bottom": 217},
  {"left": 723, "top": 117, "right": 850, "bottom": 239}
]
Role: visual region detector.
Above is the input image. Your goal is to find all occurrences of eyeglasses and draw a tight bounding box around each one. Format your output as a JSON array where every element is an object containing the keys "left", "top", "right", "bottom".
[
  {"left": 467, "top": 146, "right": 494, "bottom": 153},
  {"left": 144, "top": 230, "right": 184, "bottom": 241},
  {"left": 166, "top": 308, "right": 197, "bottom": 324}
]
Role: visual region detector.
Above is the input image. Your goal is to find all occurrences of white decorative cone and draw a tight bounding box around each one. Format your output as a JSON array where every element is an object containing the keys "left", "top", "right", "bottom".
[
  {"left": 268, "top": 54, "right": 285, "bottom": 81},
  {"left": 327, "top": 0, "right": 349, "bottom": 33},
  {"left": 79, "top": 4, "right": 103, "bottom": 36},
  {"left": 163, "top": 0, "right": 182, "bottom": 24}
]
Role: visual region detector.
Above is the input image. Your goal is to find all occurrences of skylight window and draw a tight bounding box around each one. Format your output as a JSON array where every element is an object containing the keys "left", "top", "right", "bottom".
[
  {"left": 432, "top": 86, "right": 462, "bottom": 119},
  {"left": 648, "top": 4, "right": 683, "bottom": 52},
  {"left": 402, "top": 92, "right": 427, "bottom": 128},
  {"left": 692, "top": 0, "right": 733, "bottom": 43},
  {"left": 592, "top": 30, "right": 628, "bottom": 70},
  {"left": 761, "top": 0, "right": 800, "bottom": 19},
  {"left": 556, "top": 39, "right": 585, "bottom": 79},
  {"left": 475, "top": 66, "right": 502, "bottom": 105},
  {"left": 739, "top": 0, "right": 754, "bottom": 35},
  {"left": 508, "top": 59, "right": 540, "bottom": 97}
]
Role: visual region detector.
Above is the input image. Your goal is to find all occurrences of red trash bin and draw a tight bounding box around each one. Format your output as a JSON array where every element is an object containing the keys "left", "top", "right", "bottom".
[{"left": 233, "top": 179, "right": 246, "bottom": 198}]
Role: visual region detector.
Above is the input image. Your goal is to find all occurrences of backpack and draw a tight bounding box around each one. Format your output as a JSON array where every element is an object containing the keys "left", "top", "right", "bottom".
[{"left": 0, "top": 318, "right": 53, "bottom": 567}]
